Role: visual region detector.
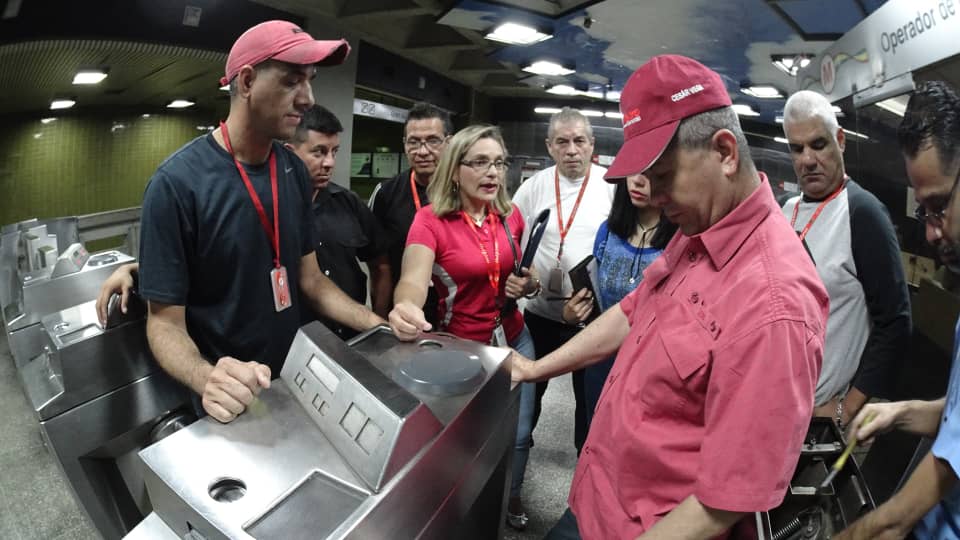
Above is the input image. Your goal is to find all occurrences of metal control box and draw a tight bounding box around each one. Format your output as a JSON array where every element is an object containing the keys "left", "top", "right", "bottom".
[{"left": 133, "top": 322, "right": 518, "bottom": 540}]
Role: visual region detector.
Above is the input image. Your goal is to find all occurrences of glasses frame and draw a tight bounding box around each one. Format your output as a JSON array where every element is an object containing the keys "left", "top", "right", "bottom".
[
  {"left": 915, "top": 167, "right": 960, "bottom": 228},
  {"left": 403, "top": 136, "right": 447, "bottom": 152},
  {"left": 459, "top": 158, "right": 510, "bottom": 173}
]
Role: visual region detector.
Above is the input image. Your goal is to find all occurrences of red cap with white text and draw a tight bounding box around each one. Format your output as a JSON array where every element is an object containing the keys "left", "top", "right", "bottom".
[{"left": 604, "top": 55, "right": 732, "bottom": 181}]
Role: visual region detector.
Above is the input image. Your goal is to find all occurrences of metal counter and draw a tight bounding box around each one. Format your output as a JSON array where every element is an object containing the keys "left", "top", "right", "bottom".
[{"left": 129, "top": 322, "right": 519, "bottom": 539}]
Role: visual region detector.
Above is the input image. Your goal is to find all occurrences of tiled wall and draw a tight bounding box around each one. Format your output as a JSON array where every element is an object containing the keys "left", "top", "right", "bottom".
[{"left": 0, "top": 112, "right": 217, "bottom": 226}]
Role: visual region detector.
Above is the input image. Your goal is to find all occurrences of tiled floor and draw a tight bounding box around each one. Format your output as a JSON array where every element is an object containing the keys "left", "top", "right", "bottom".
[
  {"left": 503, "top": 376, "right": 578, "bottom": 540},
  {"left": 0, "top": 334, "right": 99, "bottom": 540}
]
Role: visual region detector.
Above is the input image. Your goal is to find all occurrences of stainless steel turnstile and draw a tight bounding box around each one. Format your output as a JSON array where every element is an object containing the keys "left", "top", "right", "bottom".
[
  {"left": 127, "top": 323, "right": 520, "bottom": 539},
  {"left": 5, "top": 243, "right": 135, "bottom": 366},
  {"left": 20, "top": 295, "right": 192, "bottom": 540}
]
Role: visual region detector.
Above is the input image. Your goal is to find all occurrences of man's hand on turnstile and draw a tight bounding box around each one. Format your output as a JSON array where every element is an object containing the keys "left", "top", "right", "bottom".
[
  {"left": 96, "top": 262, "right": 139, "bottom": 326},
  {"left": 509, "top": 350, "right": 537, "bottom": 383},
  {"left": 202, "top": 357, "right": 272, "bottom": 423}
]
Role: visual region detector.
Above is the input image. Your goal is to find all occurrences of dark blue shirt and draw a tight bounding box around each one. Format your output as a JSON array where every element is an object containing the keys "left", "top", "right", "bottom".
[{"left": 138, "top": 134, "right": 315, "bottom": 375}]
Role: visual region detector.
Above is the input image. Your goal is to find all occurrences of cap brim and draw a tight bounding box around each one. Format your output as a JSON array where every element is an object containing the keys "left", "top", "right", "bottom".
[
  {"left": 603, "top": 120, "right": 680, "bottom": 182},
  {"left": 273, "top": 39, "right": 351, "bottom": 68}
]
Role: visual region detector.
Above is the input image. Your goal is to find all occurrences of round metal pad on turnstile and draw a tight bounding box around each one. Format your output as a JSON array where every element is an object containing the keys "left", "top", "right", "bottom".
[{"left": 398, "top": 347, "right": 485, "bottom": 397}]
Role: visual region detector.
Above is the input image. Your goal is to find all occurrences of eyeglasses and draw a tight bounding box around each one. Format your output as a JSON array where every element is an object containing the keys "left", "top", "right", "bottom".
[
  {"left": 403, "top": 136, "right": 447, "bottom": 151},
  {"left": 460, "top": 158, "right": 510, "bottom": 173},
  {"left": 915, "top": 169, "right": 960, "bottom": 227}
]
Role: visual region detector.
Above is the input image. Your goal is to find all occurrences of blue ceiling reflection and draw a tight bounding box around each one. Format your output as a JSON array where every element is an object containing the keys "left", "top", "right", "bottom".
[{"left": 439, "top": 0, "right": 888, "bottom": 121}]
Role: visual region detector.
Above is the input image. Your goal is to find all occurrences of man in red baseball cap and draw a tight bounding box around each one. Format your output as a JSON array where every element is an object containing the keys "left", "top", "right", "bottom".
[
  {"left": 511, "top": 55, "right": 829, "bottom": 539},
  {"left": 133, "top": 21, "right": 383, "bottom": 424}
]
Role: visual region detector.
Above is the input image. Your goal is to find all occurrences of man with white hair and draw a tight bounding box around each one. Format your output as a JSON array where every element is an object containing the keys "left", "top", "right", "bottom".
[{"left": 781, "top": 90, "right": 911, "bottom": 427}]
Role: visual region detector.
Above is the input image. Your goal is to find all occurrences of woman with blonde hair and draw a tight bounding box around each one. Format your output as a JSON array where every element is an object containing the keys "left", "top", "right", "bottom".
[{"left": 389, "top": 124, "right": 541, "bottom": 530}]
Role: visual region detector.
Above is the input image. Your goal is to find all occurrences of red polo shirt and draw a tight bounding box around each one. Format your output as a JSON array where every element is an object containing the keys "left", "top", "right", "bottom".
[
  {"left": 406, "top": 204, "right": 525, "bottom": 344},
  {"left": 569, "top": 175, "right": 828, "bottom": 539}
]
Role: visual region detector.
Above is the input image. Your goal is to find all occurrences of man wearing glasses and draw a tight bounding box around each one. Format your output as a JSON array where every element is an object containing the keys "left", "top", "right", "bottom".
[
  {"left": 780, "top": 90, "right": 912, "bottom": 430},
  {"left": 512, "top": 107, "right": 615, "bottom": 457},
  {"left": 836, "top": 80, "right": 960, "bottom": 539},
  {"left": 368, "top": 102, "right": 453, "bottom": 322}
]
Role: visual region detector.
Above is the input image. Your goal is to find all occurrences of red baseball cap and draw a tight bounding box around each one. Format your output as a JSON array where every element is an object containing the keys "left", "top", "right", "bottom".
[
  {"left": 604, "top": 55, "right": 732, "bottom": 181},
  {"left": 221, "top": 20, "right": 351, "bottom": 86}
]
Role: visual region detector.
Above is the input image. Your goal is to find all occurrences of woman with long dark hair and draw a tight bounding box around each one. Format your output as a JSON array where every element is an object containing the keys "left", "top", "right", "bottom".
[{"left": 562, "top": 173, "right": 677, "bottom": 427}]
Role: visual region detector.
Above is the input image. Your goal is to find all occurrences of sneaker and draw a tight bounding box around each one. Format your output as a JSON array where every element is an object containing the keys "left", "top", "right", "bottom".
[{"left": 506, "top": 510, "right": 529, "bottom": 531}]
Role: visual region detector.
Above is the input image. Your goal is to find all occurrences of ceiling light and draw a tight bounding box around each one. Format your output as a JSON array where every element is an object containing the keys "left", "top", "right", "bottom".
[
  {"left": 485, "top": 22, "right": 552, "bottom": 45},
  {"left": 732, "top": 104, "right": 760, "bottom": 117},
  {"left": 606, "top": 90, "right": 621, "bottom": 102},
  {"left": 40, "top": 117, "right": 56, "bottom": 124},
  {"left": 771, "top": 54, "right": 814, "bottom": 77},
  {"left": 580, "top": 110, "right": 603, "bottom": 117},
  {"left": 523, "top": 60, "right": 575, "bottom": 77},
  {"left": 775, "top": 116, "right": 784, "bottom": 124},
  {"left": 72, "top": 69, "right": 108, "bottom": 85},
  {"left": 167, "top": 99, "right": 195, "bottom": 109},
  {"left": 534, "top": 107, "right": 562, "bottom": 114},
  {"left": 547, "top": 84, "right": 578, "bottom": 96},
  {"left": 33, "top": 133, "right": 42, "bottom": 139},
  {"left": 579, "top": 89, "right": 604, "bottom": 99},
  {"left": 219, "top": 84, "right": 229, "bottom": 92},
  {"left": 843, "top": 128, "right": 870, "bottom": 140},
  {"left": 141, "top": 114, "right": 151, "bottom": 118},
  {"left": 875, "top": 96, "right": 908, "bottom": 117},
  {"left": 604, "top": 111, "right": 623, "bottom": 119},
  {"left": 774, "top": 136, "right": 789, "bottom": 144},
  {"left": 741, "top": 85, "right": 784, "bottom": 99},
  {"left": 50, "top": 99, "right": 75, "bottom": 110}
]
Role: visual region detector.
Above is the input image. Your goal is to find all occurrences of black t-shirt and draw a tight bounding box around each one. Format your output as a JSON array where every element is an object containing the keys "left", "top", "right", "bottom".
[
  {"left": 138, "top": 134, "right": 314, "bottom": 375},
  {"left": 368, "top": 168, "right": 437, "bottom": 324},
  {"left": 309, "top": 182, "right": 385, "bottom": 338}
]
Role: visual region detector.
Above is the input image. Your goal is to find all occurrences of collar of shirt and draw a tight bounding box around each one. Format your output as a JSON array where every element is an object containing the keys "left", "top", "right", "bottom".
[
  {"left": 555, "top": 165, "right": 587, "bottom": 185},
  {"left": 646, "top": 173, "right": 776, "bottom": 285},
  {"left": 312, "top": 182, "right": 346, "bottom": 209}
]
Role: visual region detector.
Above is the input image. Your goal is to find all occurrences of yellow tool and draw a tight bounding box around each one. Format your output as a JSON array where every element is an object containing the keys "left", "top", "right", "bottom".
[{"left": 819, "top": 411, "right": 876, "bottom": 492}]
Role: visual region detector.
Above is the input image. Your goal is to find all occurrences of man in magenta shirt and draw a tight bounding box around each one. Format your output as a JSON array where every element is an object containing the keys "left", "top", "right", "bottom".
[{"left": 511, "top": 55, "right": 829, "bottom": 539}]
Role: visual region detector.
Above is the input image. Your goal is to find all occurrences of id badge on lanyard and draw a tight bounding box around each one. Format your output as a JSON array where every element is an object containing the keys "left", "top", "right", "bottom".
[
  {"left": 549, "top": 165, "right": 591, "bottom": 295},
  {"left": 221, "top": 120, "right": 291, "bottom": 313},
  {"left": 547, "top": 266, "right": 565, "bottom": 294},
  {"left": 490, "top": 323, "right": 507, "bottom": 347},
  {"left": 270, "top": 266, "right": 292, "bottom": 312}
]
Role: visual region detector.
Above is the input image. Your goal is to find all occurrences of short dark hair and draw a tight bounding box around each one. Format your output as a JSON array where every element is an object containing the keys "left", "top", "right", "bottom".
[
  {"left": 291, "top": 104, "right": 342, "bottom": 145},
  {"left": 899, "top": 81, "right": 960, "bottom": 175},
  {"left": 607, "top": 180, "right": 677, "bottom": 250},
  {"left": 405, "top": 102, "right": 453, "bottom": 136}
]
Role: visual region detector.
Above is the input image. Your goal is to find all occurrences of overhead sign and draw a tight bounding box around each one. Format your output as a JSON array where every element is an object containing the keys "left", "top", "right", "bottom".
[
  {"left": 353, "top": 99, "right": 408, "bottom": 124},
  {"left": 796, "top": 0, "right": 960, "bottom": 102}
]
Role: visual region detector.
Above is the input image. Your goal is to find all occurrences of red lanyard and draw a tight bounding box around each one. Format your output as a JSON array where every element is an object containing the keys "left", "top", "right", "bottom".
[
  {"left": 410, "top": 170, "right": 422, "bottom": 211},
  {"left": 461, "top": 210, "right": 500, "bottom": 294},
  {"left": 554, "top": 164, "right": 591, "bottom": 261},
  {"left": 790, "top": 179, "right": 846, "bottom": 242},
  {"left": 220, "top": 121, "right": 281, "bottom": 268}
]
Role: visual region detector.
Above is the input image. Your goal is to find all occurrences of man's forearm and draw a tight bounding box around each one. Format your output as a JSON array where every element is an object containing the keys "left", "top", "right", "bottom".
[
  {"left": 637, "top": 496, "right": 744, "bottom": 540},
  {"left": 899, "top": 398, "right": 946, "bottom": 437},
  {"left": 146, "top": 316, "right": 211, "bottom": 395},
  {"left": 307, "top": 273, "right": 383, "bottom": 331},
  {"left": 369, "top": 259, "right": 393, "bottom": 319},
  {"left": 530, "top": 304, "right": 629, "bottom": 382},
  {"left": 836, "top": 451, "right": 957, "bottom": 539}
]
